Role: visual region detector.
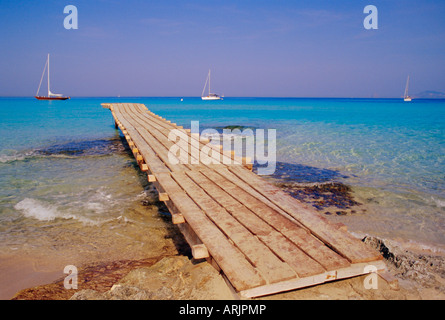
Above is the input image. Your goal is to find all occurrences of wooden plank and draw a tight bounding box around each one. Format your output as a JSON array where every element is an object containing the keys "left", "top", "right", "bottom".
[
  {"left": 112, "top": 104, "right": 171, "bottom": 174},
  {"left": 127, "top": 104, "right": 200, "bottom": 167},
  {"left": 155, "top": 172, "right": 266, "bottom": 291},
  {"left": 114, "top": 104, "right": 185, "bottom": 224},
  {"left": 192, "top": 244, "right": 210, "bottom": 260},
  {"left": 131, "top": 103, "right": 241, "bottom": 166},
  {"left": 171, "top": 171, "right": 297, "bottom": 284},
  {"left": 240, "top": 260, "right": 387, "bottom": 298},
  {"left": 122, "top": 104, "right": 200, "bottom": 171},
  {"left": 202, "top": 168, "right": 351, "bottom": 271},
  {"left": 158, "top": 193, "right": 169, "bottom": 201},
  {"left": 114, "top": 105, "right": 185, "bottom": 224},
  {"left": 116, "top": 104, "right": 186, "bottom": 172},
  {"left": 378, "top": 270, "right": 399, "bottom": 290},
  {"left": 228, "top": 166, "right": 383, "bottom": 264},
  {"left": 212, "top": 167, "right": 302, "bottom": 224},
  {"left": 185, "top": 170, "right": 326, "bottom": 278},
  {"left": 177, "top": 223, "right": 209, "bottom": 259},
  {"left": 126, "top": 103, "right": 233, "bottom": 168}
]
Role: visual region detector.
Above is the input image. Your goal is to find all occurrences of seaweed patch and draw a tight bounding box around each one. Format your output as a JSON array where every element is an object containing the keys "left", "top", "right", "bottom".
[{"left": 262, "top": 161, "right": 363, "bottom": 215}]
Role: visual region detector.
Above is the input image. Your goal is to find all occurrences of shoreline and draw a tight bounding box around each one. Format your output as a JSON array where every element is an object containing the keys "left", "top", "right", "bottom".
[
  {"left": 2, "top": 122, "right": 443, "bottom": 300},
  {"left": 9, "top": 171, "right": 445, "bottom": 300},
  {"left": 10, "top": 234, "right": 445, "bottom": 300}
]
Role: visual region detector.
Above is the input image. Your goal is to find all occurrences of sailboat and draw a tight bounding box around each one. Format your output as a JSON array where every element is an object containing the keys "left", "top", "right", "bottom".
[
  {"left": 404, "top": 75, "right": 412, "bottom": 102},
  {"left": 35, "top": 54, "right": 70, "bottom": 100},
  {"left": 201, "top": 69, "right": 222, "bottom": 100}
]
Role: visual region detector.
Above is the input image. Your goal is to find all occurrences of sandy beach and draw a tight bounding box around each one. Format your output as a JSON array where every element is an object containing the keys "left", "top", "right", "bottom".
[{"left": 10, "top": 235, "right": 445, "bottom": 300}]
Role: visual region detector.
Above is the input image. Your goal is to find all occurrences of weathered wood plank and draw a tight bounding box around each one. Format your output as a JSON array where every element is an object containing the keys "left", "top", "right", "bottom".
[
  {"left": 128, "top": 106, "right": 201, "bottom": 167},
  {"left": 171, "top": 171, "right": 298, "bottom": 284},
  {"left": 123, "top": 103, "right": 202, "bottom": 171},
  {"left": 126, "top": 103, "right": 229, "bottom": 167},
  {"left": 155, "top": 172, "right": 266, "bottom": 291},
  {"left": 177, "top": 223, "right": 209, "bottom": 259},
  {"left": 112, "top": 104, "right": 171, "bottom": 174},
  {"left": 185, "top": 170, "right": 326, "bottom": 278},
  {"left": 202, "top": 168, "right": 351, "bottom": 271},
  {"left": 228, "top": 166, "right": 382, "bottom": 264},
  {"left": 132, "top": 103, "right": 239, "bottom": 169},
  {"left": 240, "top": 260, "right": 387, "bottom": 298},
  {"left": 132, "top": 103, "right": 242, "bottom": 166},
  {"left": 117, "top": 104, "right": 186, "bottom": 172}
]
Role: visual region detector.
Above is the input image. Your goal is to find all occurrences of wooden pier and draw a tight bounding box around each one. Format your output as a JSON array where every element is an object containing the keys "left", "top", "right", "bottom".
[{"left": 102, "top": 103, "right": 386, "bottom": 298}]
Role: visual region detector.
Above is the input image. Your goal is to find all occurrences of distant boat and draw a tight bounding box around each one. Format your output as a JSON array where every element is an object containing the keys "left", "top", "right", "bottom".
[
  {"left": 35, "top": 54, "right": 70, "bottom": 100},
  {"left": 201, "top": 69, "right": 222, "bottom": 100},
  {"left": 404, "top": 76, "right": 412, "bottom": 102}
]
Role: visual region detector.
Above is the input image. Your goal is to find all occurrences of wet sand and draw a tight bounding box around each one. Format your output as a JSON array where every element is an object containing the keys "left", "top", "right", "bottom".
[
  {"left": 11, "top": 236, "right": 445, "bottom": 300},
  {"left": 0, "top": 254, "right": 62, "bottom": 300}
]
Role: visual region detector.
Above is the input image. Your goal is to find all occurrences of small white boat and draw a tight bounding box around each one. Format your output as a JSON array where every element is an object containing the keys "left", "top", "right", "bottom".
[
  {"left": 404, "top": 75, "right": 412, "bottom": 102},
  {"left": 201, "top": 69, "right": 222, "bottom": 100}
]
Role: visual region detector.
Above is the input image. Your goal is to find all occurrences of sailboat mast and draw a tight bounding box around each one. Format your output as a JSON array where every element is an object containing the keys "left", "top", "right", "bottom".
[
  {"left": 208, "top": 69, "right": 211, "bottom": 95},
  {"left": 47, "top": 54, "right": 50, "bottom": 97},
  {"left": 405, "top": 75, "right": 410, "bottom": 97},
  {"left": 36, "top": 56, "right": 48, "bottom": 96},
  {"left": 201, "top": 72, "right": 209, "bottom": 97}
]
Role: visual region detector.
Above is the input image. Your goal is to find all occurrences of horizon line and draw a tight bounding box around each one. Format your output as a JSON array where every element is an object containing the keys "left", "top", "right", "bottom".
[{"left": 1, "top": 96, "right": 444, "bottom": 100}]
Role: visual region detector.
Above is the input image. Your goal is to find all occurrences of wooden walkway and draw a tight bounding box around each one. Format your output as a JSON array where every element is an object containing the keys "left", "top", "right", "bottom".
[{"left": 102, "top": 103, "right": 386, "bottom": 298}]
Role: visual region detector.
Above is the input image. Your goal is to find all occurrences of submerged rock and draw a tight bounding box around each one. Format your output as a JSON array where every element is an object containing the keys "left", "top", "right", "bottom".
[
  {"left": 363, "top": 236, "right": 445, "bottom": 293},
  {"left": 258, "top": 161, "right": 363, "bottom": 215},
  {"left": 277, "top": 181, "right": 362, "bottom": 214}
]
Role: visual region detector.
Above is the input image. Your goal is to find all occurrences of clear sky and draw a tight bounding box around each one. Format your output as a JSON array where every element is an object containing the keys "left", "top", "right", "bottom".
[{"left": 1, "top": 0, "right": 444, "bottom": 97}]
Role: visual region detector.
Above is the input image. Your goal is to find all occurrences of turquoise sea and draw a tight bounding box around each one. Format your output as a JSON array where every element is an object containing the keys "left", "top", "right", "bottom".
[{"left": 0, "top": 97, "right": 444, "bottom": 297}]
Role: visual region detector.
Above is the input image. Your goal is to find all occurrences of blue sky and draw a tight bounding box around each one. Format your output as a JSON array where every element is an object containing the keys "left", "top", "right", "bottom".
[{"left": 0, "top": 0, "right": 444, "bottom": 97}]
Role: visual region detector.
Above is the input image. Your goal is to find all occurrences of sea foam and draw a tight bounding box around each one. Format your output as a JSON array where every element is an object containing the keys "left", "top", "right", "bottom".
[
  {"left": 14, "top": 198, "right": 60, "bottom": 221},
  {"left": 14, "top": 198, "right": 98, "bottom": 224},
  {"left": 431, "top": 196, "right": 445, "bottom": 208}
]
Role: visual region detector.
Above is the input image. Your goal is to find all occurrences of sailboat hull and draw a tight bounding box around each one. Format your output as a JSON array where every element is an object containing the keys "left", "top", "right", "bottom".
[
  {"left": 201, "top": 96, "right": 222, "bottom": 100},
  {"left": 35, "top": 96, "right": 70, "bottom": 100}
]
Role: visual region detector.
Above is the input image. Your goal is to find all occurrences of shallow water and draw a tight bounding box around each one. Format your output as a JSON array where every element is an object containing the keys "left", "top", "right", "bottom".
[
  {"left": 0, "top": 97, "right": 444, "bottom": 297},
  {"left": 153, "top": 97, "right": 445, "bottom": 249}
]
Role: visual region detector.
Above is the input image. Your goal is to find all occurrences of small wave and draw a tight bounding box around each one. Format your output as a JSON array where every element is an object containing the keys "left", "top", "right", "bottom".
[
  {"left": 0, "top": 150, "right": 37, "bottom": 163},
  {"left": 431, "top": 196, "right": 445, "bottom": 208},
  {"left": 14, "top": 198, "right": 98, "bottom": 224},
  {"left": 14, "top": 198, "right": 60, "bottom": 221}
]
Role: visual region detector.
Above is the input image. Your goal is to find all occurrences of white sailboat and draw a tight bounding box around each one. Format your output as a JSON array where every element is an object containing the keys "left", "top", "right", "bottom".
[
  {"left": 404, "top": 76, "right": 412, "bottom": 102},
  {"left": 35, "top": 54, "right": 70, "bottom": 100},
  {"left": 201, "top": 69, "right": 222, "bottom": 100}
]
